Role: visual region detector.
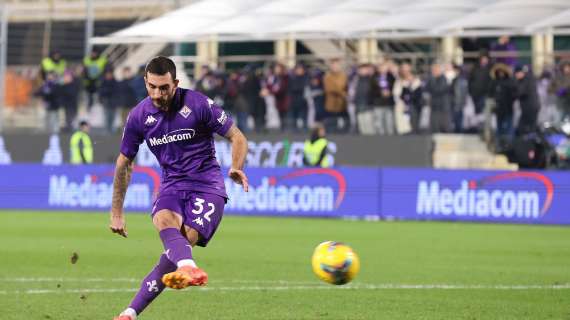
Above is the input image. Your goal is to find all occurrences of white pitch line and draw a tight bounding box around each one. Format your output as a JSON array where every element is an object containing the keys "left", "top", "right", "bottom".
[{"left": 1, "top": 284, "right": 570, "bottom": 295}]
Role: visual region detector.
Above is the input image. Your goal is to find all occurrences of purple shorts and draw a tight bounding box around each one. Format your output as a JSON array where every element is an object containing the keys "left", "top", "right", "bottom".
[{"left": 151, "top": 191, "right": 226, "bottom": 247}]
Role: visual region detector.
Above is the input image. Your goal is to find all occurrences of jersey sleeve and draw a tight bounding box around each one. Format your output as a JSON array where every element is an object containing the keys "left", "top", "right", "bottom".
[
  {"left": 202, "top": 96, "right": 234, "bottom": 136},
  {"left": 120, "top": 111, "right": 144, "bottom": 159}
]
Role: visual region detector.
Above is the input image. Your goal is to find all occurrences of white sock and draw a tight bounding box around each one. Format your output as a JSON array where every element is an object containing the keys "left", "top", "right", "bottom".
[
  {"left": 121, "top": 308, "right": 137, "bottom": 319},
  {"left": 177, "top": 259, "right": 197, "bottom": 268}
]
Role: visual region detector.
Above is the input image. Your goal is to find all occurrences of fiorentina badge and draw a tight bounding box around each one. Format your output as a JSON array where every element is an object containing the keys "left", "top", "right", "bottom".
[{"left": 179, "top": 105, "right": 192, "bottom": 118}]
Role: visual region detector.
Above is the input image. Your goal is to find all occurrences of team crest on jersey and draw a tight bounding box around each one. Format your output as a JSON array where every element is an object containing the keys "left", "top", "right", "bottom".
[
  {"left": 144, "top": 115, "right": 157, "bottom": 126},
  {"left": 179, "top": 105, "right": 192, "bottom": 118}
]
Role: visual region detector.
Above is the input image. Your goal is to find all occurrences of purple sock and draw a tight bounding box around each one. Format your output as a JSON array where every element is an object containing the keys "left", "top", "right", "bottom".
[
  {"left": 129, "top": 254, "right": 176, "bottom": 315},
  {"left": 158, "top": 228, "right": 194, "bottom": 266}
]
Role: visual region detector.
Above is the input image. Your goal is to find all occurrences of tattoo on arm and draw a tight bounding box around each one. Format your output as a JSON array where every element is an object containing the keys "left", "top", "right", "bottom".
[{"left": 111, "top": 155, "right": 133, "bottom": 212}]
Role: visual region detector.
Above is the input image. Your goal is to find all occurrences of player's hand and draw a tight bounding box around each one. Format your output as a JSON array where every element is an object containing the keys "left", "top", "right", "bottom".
[
  {"left": 228, "top": 168, "right": 249, "bottom": 192},
  {"left": 110, "top": 213, "right": 128, "bottom": 238}
]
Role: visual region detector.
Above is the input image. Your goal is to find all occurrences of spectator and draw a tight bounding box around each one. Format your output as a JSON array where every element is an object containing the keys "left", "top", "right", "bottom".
[
  {"left": 425, "top": 63, "right": 452, "bottom": 133},
  {"left": 537, "top": 70, "right": 557, "bottom": 125},
  {"left": 514, "top": 65, "right": 540, "bottom": 135},
  {"left": 451, "top": 64, "right": 469, "bottom": 133},
  {"left": 372, "top": 62, "right": 396, "bottom": 135},
  {"left": 309, "top": 69, "right": 326, "bottom": 123},
  {"left": 324, "top": 58, "right": 349, "bottom": 133},
  {"left": 491, "top": 36, "right": 517, "bottom": 68},
  {"left": 116, "top": 67, "right": 138, "bottom": 125},
  {"left": 468, "top": 55, "right": 492, "bottom": 116},
  {"left": 267, "top": 63, "right": 290, "bottom": 131},
  {"left": 303, "top": 123, "right": 329, "bottom": 167},
  {"left": 35, "top": 72, "right": 61, "bottom": 134},
  {"left": 99, "top": 69, "right": 118, "bottom": 133},
  {"left": 489, "top": 63, "right": 517, "bottom": 139},
  {"left": 60, "top": 68, "right": 81, "bottom": 132},
  {"left": 130, "top": 65, "right": 147, "bottom": 102},
  {"left": 235, "top": 66, "right": 263, "bottom": 133},
  {"left": 288, "top": 63, "right": 310, "bottom": 132},
  {"left": 83, "top": 49, "right": 108, "bottom": 111},
  {"left": 195, "top": 66, "right": 217, "bottom": 99},
  {"left": 252, "top": 67, "right": 267, "bottom": 133},
  {"left": 549, "top": 61, "right": 570, "bottom": 122},
  {"left": 40, "top": 51, "right": 66, "bottom": 80},
  {"left": 394, "top": 63, "right": 423, "bottom": 134},
  {"left": 70, "top": 121, "right": 93, "bottom": 164},
  {"left": 223, "top": 71, "right": 240, "bottom": 116},
  {"left": 353, "top": 64, "right": 374, "bottom": 135}
]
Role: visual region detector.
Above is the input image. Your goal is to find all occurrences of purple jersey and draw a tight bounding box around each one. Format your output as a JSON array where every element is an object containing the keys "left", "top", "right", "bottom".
[{"left": 120, "top": 88, "right": 233, "bottom": 198}]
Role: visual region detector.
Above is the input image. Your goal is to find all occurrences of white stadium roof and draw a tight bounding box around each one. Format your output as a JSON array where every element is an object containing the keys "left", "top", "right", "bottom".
[{"left": 91, "top": 0, "right": 570, "bottom": 44}]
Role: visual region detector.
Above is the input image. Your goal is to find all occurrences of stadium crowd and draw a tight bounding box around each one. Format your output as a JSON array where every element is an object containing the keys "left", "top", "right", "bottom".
[{"left": 35, "top": 36, "right": 570, "bottom": 140}]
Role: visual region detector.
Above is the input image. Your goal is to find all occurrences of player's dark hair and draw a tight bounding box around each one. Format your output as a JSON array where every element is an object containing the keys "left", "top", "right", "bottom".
[{"left": 145, "top": 56, "right": 176, "bottom": 80}]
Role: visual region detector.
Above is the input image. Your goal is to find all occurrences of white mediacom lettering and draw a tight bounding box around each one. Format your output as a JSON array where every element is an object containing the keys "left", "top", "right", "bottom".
[
  {"left": 416, "top": 180, "right": 540, "bottom": 219},
  {"left": 224, "top": 177, "right": 334, "bottom": 212},
  {"left": 147, "top": 129, "right": 196, "bottom": 147},
  {"left": 48, "top": 175, "right": 150, "bottom": 209}
]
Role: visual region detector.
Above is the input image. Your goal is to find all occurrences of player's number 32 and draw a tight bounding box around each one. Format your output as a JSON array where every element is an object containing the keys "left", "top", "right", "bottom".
[{"left": 192, "top": 197, "right": 215, "bottom": 222}]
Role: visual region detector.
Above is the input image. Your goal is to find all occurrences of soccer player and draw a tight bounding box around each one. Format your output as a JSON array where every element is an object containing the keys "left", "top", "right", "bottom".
[{"left": 109, "top": 56, "right": 248, "bottom": 320}]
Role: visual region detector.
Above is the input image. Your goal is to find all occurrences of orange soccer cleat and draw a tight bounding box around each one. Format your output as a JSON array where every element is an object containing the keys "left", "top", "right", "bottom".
[
  {"left": 161, "top": 265, "right": 208, "bottom": 289},
  {"left": 113, "top": 316, "right": 133, "bottom": 320}
]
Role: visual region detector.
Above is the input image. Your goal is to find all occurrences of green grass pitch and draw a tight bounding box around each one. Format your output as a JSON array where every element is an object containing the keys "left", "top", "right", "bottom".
[{"left": 1, "top": 211, "right": 569, "bottom": 319}]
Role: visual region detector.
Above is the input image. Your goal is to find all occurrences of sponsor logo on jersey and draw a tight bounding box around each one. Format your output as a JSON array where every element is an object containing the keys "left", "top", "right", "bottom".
[
  {"left": 416, "top": 172, "right": 554, "bottom": 219},
  {"left": 148, "top": 128, "right": 196, "bottom": 147},
  {"left": 144, "top": 115, "right": 157, "bottom": 126},
  {"left": 179, "top": 105, "right": 192, "bottom": 118}
]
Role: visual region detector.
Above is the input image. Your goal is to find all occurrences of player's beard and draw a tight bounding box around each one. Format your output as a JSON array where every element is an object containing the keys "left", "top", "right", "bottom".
[{"left": 153, "top": 93, "right": 174, "bottom": 112}]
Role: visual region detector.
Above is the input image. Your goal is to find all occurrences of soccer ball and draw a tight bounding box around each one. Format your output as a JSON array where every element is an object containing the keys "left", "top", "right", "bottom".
[{"left": 311, "top": 241, "right": 360, "bottom": 285}]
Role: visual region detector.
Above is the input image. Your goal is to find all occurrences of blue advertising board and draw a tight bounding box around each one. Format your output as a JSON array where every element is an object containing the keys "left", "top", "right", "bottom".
[
  {"left": 0, "top": 165, "right": 380, "bottom": 219},
  {"left": 0, "top": 165, "right": 568, "bottom": 225},
  {"left": 380, "top": 168, "right": 570, "bottom": 225}
]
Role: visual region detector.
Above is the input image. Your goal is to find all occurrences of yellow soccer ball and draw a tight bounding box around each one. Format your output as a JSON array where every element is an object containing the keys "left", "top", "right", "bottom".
[{"left": 311, "top": 241, "right": 360, "bottom": 285}]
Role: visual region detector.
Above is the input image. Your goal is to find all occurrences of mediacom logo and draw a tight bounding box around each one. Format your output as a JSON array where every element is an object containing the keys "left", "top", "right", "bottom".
[
  {"left": 225, "top": 168, "right": 346, "bottom": 213},
  {"left": 416, "top": 172, "right": 554, "bottom": 219},
  {"left": 47, "top": 167, "right": 160, "bottom": 210},
  {"left": 48, "top": 175, "right": 150, "bottom": 209},
  {"left": 148, "top": 129, "right": 195, "bottom": 147}
]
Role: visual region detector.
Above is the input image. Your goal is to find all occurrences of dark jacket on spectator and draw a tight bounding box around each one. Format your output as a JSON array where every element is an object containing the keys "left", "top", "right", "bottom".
[
  {"left": 99, "top": 77, "right": 118, "bottom": 109},
  {"left": 371, "top": 72, "right": 396, "bottom": 107},
  {"left": 425, "top": 75, "right": 451, "bottom": 111},
  {"left": 354, "top": 74, "right": 373, "bottom": 112},
  {"left": 116, "top": 77, "right": 137, "bottom": 109},
  {"left": 268, "top": 73, "right": 290, "bottom": 113},
  {"left": 490, "top": 74, "right": 516, "bottom": 117},
  {"left": 289, "top": 73, "right": 309, "bottom": 111},
  {"left": 469, "top": 64, "right": 492, "bottom": 100},
  {"left": 35, "top": 78, "right": 60, "bottom": 111}
]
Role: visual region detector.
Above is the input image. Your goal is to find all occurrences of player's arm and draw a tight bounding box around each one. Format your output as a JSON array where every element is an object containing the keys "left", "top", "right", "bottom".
[
  {"left": 109, "top": 153, "right": 134, "bottom": 238},
  {"left": 224, "top": 124, "right": 249, "bottom": 192}
]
